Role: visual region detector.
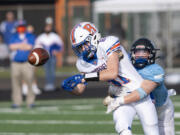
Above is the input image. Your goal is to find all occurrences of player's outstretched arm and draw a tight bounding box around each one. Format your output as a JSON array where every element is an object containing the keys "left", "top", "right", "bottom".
[
  {"left": 106, "top": 80, "right": 158, "bottom": 113},
  {"left": 123, "top": 80, "right": 158, "bottom": 104},
  {"left": 61, "top": 50, "right": 120, "bottom": 95}
]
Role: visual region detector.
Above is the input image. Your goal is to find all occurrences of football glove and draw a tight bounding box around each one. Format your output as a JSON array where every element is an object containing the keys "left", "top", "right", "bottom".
[
  {"left": 168, "top": 89, "right": 176, "bottom": 97},
  {"left": 103, "top": 96, "right": 114, "bottom": 106},
  {"left": 61, "top": 74, "right": 87, "bottom": 91},
  {"left": 106, "top": 96, "right": 124, "bottom": 114}
]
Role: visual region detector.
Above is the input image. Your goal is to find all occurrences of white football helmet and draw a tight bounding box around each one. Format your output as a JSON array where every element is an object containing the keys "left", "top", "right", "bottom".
[{"left": 70, "top": 22, "right": 101, "bottom": 60}]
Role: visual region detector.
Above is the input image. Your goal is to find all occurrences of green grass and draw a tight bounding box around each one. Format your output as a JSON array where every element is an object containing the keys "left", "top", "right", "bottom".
[
  {"left": 0, "top": 69, "right": 11, "bottom": 79},
  {"left": 0, "top": 66, "right": 78, "bottom": 79},
  {"left": 0, "top": 96, "right": 179, "bottom": 135},
  {"left": 35, "top": 66, "right": 78, "bottom": 77}
]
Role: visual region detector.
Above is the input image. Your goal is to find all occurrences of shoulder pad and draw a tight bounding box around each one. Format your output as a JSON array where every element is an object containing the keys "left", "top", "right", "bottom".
[
  {"left": 147, "top": 64, "right": 164, "bottom": 76},
  {"left": 138, "top": 64, "right": 164, "bottom": 83},
  {"left": 99, "top": 36, "right": 121, "bottom": 56},
  {"left": 101, "top": 36, "right": 119, "bottom": 44}
]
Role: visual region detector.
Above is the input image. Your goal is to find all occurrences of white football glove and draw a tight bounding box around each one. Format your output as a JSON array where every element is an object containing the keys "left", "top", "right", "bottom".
[
  {"left": 106, "top": 96, "right": 124, "bottom": 114},
  {"left": 103, "top": 96, "right": 114, "bottom": 106},
  {"left": 168, "top": 89, "right": 176, "bottom": 97}
]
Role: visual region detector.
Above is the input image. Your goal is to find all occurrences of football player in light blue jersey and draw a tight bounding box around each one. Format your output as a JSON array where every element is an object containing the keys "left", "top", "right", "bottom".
[{"left": 130, "top": 38, "right": 175, "bottom": 135}]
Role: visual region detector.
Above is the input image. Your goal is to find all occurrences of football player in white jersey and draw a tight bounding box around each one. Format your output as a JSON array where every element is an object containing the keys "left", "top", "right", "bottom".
[
  {"left": 62, "top": 22, "right": 159, "bottom": 135},
  {"left": 130, "top": 38, "right": 175, "bottom": 135}
]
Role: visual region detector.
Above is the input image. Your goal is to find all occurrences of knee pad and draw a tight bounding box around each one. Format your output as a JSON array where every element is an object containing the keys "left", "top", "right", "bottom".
[{"left": 119, "top": 129, "right": 132, "bottom": 135}]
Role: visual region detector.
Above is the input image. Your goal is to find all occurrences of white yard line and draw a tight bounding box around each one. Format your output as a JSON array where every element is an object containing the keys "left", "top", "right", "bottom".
[
  {"left": 0, "top": 119, "right": 180, "bottom": 126},
  {"left": 0, "top": 109, "right": 105, "bottom": 115},
  {"left": 172, "top": 102, "right": 180, "bottom": 107},
  {"left": 176, "top": 131, "right": 180, "bottom": 135},
  {"left": 175, "top": 113, "right": 180, "bottom": 118},
  {"left": 0, "top": 120, "right": 114, "bottom": 125},
  {"left": 1, "top": 106, "right": 180, "bottom": 118}
]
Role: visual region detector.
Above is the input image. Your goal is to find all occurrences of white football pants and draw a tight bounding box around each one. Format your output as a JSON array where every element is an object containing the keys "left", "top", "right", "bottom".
[
  {"left": 156, "top": 97, "right": 174, "bottom": 135},
  {"left": 113, "top": 96, "right": 159, "bottom": 135}
]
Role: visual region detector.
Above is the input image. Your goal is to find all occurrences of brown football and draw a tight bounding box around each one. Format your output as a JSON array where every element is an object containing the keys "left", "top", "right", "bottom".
[{"left": 28, "top": 48, "right": 49, "bottom": 66}]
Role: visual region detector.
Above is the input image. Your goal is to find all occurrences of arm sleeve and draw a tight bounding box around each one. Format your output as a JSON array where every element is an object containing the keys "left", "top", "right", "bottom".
[
  {"left": 34, "top": 36, "right": 43, "bottom": 48},
  {"left": 55, "top": 34, "right": 64, "bottom": 51}
]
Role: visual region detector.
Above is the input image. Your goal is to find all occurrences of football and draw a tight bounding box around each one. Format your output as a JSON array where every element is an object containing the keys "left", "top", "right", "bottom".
[{"left": 28, "top": 48, "right": 49, "bottom": 66}]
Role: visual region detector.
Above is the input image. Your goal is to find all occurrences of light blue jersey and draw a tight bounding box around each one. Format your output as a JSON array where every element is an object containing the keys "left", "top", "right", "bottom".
[{"left": 137, "top": 64, "right": 168, "bottom": 107}]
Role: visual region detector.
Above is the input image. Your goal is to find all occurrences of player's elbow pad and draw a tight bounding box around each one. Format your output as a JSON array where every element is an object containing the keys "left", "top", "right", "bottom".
[{"left": 136, "top": 88, "right": 148, "bottom": 99}]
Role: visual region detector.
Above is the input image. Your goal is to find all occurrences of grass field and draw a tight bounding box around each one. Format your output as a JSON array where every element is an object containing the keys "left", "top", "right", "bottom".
[
  {"left": 0, "top": 66, "right": 78, "bottom": 79},
  {"left": 0, "top": 96, "right": 179, "bottom": 135}
]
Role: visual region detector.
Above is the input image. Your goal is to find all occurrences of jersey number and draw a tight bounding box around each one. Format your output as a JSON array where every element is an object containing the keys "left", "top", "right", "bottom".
[{"left": 110, "top": 76, "right": 130, "bottom": 87}]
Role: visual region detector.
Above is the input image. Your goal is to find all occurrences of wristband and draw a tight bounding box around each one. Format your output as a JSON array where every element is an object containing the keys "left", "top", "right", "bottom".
[
  {"left": 84, "top": 72, "right": 99, "bottom": 82},
  {"left": 137, "top": 87, "right": 147, "bottom": 99}
]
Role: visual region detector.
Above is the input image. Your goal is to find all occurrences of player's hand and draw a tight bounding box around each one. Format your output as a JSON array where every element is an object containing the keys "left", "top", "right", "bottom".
[
  {"left": 106, "top": 96, "right": 124, "bottom": 114},
  {"left": 61, "top": 74, "right": 87, "bottom": 91},
  {"left": 168, "top": 89, "right": 176, "bottom": 97},
  {"left": 72, "top": 83, "right": 86, "bottom": 95},
  {"left": 103, "top": 96, "right": 114, "bottom": 106}
]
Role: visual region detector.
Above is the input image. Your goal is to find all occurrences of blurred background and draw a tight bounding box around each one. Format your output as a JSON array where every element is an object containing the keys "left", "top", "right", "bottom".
[
  {"left": 0, "top": 0, "right": 180, "bottom": 97},
  {"left": 0, "top": 0, "right": 180, "bottom": 134}
]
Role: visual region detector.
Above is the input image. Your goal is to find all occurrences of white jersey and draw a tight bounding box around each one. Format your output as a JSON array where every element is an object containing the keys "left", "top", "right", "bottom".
[
  {"left": 76, "top": 36, "right": 143, "bottom": 96},
  {"left": 35, "top": 32, "right": 63, "bottom": 52}
]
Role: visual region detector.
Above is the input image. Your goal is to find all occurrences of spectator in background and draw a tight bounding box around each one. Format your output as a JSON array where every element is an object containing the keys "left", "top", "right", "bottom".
[
  {"left": 22, "top": 24, "right": 41, "bottom": 96},
  {"left": 9, "top": 20, "right": 36, "bottom": 108},
  {"left": 35, "top": 23, "right": 63, "bottom": 92},
  {"left": 27, "top": 24, "right": 35, "bottom": 34},
  {"left": 0, "top": 11, "right": 17, "bottom": 44},
  {"left": 0, "top": 33, "right": 9, "bottom": 67}
]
